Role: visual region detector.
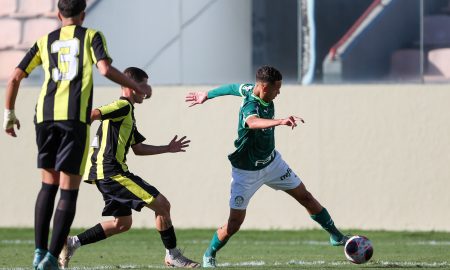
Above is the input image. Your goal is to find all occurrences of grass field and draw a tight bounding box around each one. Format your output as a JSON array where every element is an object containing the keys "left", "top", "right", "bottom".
[{"left": 0, "top": 228, "right": 449, "bottom": 269}]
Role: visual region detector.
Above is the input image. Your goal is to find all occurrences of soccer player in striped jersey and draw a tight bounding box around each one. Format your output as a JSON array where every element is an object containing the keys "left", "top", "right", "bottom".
[
  {"left": 58, "top": 67, "right": 200, "bottom": 269},
  {"left": 186, "top": 66, "right": 348, "bottom": 268},
  {"left": 3, "top": 1, "right": 151, "bottom": 269}
]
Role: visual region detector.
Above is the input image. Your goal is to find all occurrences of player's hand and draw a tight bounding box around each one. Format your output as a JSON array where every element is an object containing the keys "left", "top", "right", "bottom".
[
  {"left": 137, "top": 83, "right": 152, "bottom": 99},
  {"left": 167, "top": 135, "right": 190, "bottom": 153},
  {"left": 185, "top": 91, "right": 207, "bottom": 107},
  {"left": 281, "top": 116, "right": 304, "bottom": 130},
  {"left": 3, "top": 109, "right": 20, "bottom": 137}
]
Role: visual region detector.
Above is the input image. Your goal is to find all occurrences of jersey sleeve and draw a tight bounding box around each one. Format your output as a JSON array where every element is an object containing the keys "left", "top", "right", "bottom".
[
  {"left": 241, "top": 101, "right": 259, "bottom": 128},
  {"left": 131, "top": 127, "right": 146, "bottom": 145},
  {"left": 98, "top": 100, "right": 130, "bottom": 121},
  {"left": 207, "top": 84, "right": 242, "bottom": 99},
  {"left": 90, "top": 31, "right": 112, "bottom": 64},
  {"left": 17, "top": 42, "right": 42, "bottom": 76}
]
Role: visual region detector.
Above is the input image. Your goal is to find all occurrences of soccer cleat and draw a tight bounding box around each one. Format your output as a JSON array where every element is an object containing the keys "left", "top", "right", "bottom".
[
  {"left": 58, "top": 236, "right": 78, "bottom": 269},
  {"left": 164, "top": 248, "right": 200, "bottom": 268},
  {"left": 330, "top": 235, "right": 350, "bottom": 246},
  {"left": 33, "top": 248, "right": 47, "bottom": 269},
  {"left": 202, "top": 254, "right": 217, "bottom": 268},
  {"left": 37, "top": 252, "right": 60, "bottom": 270}
]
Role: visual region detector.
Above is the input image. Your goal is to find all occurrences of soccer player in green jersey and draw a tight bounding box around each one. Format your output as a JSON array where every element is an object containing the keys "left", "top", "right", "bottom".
[
  {"left": 3, "top": 1, "right": 151, "bottom": 269},
  {"left": 186, "top": 65, "right": 348, "bottom": 267},
  {"left": 58, "top": 67, "right": 200, "bottom": 269}
]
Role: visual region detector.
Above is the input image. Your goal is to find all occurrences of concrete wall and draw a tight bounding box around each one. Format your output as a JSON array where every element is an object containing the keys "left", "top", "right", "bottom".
[{"left": 1, "top": 84, "right": 449, "bottom": 231}]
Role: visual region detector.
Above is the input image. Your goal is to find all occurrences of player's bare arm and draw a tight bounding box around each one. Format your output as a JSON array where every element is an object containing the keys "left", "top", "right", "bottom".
[
  {"left": 132, "top": 135, "right": 191, "bottom": 155},
  {"left": 185, "top": 91, "right": 208, "bottom": 107},
  {"left": 246, "top": 115, "right": 304, "bottom": 130},
  {"left": 97, "top": 59, "right": 152, "bottom": 98},
  {"left": 3, "top": 68, "right": 26, "bottom": 137}
]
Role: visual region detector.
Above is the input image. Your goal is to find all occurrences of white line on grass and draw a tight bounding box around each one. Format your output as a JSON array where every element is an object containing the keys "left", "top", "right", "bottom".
[
  {"left": 0, "top": 240, "right": 33, "bottom": 244},
  {"left": 1, "top": 260, "right": 448, "bottom": 269}
]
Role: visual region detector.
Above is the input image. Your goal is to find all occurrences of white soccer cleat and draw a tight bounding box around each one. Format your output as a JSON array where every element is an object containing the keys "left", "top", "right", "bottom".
[
  {"left": 164, "top": 248, "right": 200, "bottom": 268},
  {"left": 202, "top": 254, "right": 217, "bottom": 268},
  {"left": 58, "top": 236, "right": 78, "bottom": 269}
]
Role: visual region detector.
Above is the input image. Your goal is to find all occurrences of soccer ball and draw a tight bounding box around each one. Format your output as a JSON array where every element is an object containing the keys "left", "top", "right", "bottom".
[{"left": 344, "top": 235, "right": 373, "bottom": 264}]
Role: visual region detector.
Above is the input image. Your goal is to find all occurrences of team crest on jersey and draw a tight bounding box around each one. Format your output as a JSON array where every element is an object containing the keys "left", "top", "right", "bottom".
[
  {"left": 241, "top": 84, "right": 253, "bottom": 91},
  {"left": 234, "top": 196, "right": 245, "bottom": 207}
]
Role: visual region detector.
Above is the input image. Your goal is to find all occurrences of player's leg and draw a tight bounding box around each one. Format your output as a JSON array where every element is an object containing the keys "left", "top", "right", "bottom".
[
  {"left": 146, "top": 194, "right": 200, "bottom": 268},
  {"left": 39, "top": 172, "right": 81, "bottom": 270},
  {"left": 38, "top": 121, "right": 89, "bottom": 270},
  {"left": 59, "top": 216, "right": 131, "bottom": 268},
  {"left": 33, "top": 169, "right": 60, "bottom": 269},
  {"left": 203, "top": 166, "right": 261, "bottom": 268},
  {"left": 33, "top": 122, "right": 60, "bottom": 269},
  {"left": 285, "top": 183, "right": 347, "bottom": 246},
  {"left": 203, "top": 209, "right": 246, "bottom": 268},
  {"left": 265, "top": 152, "right": 347, "bottom": 246},
  {"left": 59, "top": 181, "right": 134, "bottom": 269}
]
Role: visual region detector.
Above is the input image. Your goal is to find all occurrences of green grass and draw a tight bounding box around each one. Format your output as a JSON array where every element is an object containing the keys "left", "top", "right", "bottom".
[{"left": 0, "top": 228, "right": 449, "bottom": 269}]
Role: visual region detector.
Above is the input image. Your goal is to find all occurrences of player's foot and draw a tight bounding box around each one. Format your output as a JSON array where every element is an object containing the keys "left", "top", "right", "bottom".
[
  {"left": 164, "top": 248, "right": 200, "bottom": 268},
  {"left": 330, "top": 235, "right": 350, "bottom": 246},
  {"left": 202, "top": 254, "right": 217, "bottom": 268},
  {"left": 37, "top": 252, "right": 60, "bottom": 270},
  {"left": 58, "top": 236, "right": 78, "bottom": 269},
  {"left": 33, "top": 248, "right": 47, "bottom": 270}
]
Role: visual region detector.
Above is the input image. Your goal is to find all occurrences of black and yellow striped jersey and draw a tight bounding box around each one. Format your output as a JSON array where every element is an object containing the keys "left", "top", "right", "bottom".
[
  {"left": 85, "top": 97, "right": 146, "bottom": 182},
  {"left": 18, "top": 25, "right": 112, "bottom": 124}
]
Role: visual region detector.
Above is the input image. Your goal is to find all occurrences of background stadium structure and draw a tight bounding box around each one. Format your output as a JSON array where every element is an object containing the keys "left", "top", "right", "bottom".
[{"left": 2, "top": 0, "right": 450, "bottom": 84}]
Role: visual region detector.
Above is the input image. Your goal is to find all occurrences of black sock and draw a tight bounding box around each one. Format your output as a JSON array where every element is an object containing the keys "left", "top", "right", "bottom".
[
  {"left": 34, "top": 183, "right": 59, "bottom": 250},
  {"left": 48, "top": 189, "right": 78, "bottom": 256},
  {"left": 159, "top": 226, "right": 177, "bottom": 249},
  {"left": 77, "top": 223, "right": 107, "bottom": 246}
]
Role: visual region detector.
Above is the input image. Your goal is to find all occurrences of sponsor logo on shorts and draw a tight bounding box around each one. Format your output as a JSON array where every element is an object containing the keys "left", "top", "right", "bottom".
[
  {"left": 280, "top": 168, "right": 293, "bottom": 181},
  {"left": 234, "top": 196, "right": 244, "bottom": 207},
  {"left": 254, "top": 150, "right": 275, "bottom": 166}
]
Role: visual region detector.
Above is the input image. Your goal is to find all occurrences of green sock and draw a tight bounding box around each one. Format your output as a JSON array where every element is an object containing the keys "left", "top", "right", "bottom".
[
  {"left": 204, "top": 231, "right": 228, "bottom": 257},
  {"left": 310, "top": 208, "right": 344, "bottom": 241}
]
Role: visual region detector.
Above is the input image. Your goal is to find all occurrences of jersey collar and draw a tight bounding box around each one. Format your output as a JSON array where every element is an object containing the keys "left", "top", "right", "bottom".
[
  {"left": 120, "top": 96, "right": 134, "bottom": 108},
  {"left": 251, "top": 93, "right": 270, "bottom": 107}
]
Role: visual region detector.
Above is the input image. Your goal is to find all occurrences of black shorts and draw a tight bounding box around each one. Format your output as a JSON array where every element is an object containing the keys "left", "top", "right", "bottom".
[
  {"left": 95, "top": 172, "right": 160, "bottom": 217},
  {"left": 35, "top": 121, "right": 89, "bottom": 175}
]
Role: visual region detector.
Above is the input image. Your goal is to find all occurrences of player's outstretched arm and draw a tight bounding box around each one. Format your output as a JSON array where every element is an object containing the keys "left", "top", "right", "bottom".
[
  {"left": 132, "top": 135, "right": 190, "bottom": 155},
  {"left": 186, "top": 84, "right": 242, "bottom": 107},
  {"left": 246, "top": 115, "right": 304, "bottom": 130},
  {"left": 96, "top": 59, "right": 152, "bottom": 98},
  {"left": 3, "top": 68, "right": 26, "bottom": 137}
]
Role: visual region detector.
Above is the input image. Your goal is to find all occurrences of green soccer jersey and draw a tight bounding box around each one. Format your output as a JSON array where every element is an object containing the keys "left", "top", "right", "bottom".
[{"left": 208, "top": 83, "right": 276, "bottom": 170}]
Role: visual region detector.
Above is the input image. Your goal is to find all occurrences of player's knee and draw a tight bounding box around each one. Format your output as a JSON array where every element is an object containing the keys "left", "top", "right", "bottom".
[
  {"left": 114, "top": 218, "right": 132, "bottom": 233},
  {"left": 158, "top": 194, "right": 171, "bottom": 212},
  {"left": 152, "top": 195, "right": 171, "bottom": 218}
]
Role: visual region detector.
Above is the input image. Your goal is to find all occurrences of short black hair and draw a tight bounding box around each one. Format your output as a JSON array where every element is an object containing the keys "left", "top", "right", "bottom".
[
  {"left": 58, "top": 0, "right": 86, "bottom": 18},
  {"left": 123, "top": 67, "right": 149, "bottom": 83},
  {"left": 256, "top": 65, "right": 282, "bottom": 84}
]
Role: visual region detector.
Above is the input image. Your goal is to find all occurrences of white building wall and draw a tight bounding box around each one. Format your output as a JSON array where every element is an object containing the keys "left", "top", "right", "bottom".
[{"left": 1, "top": 84, "right": 449, "bottom": 231}]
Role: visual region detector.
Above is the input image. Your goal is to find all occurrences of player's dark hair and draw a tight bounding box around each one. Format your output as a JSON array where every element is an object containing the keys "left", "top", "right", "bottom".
[
  {"left": 256, "top": 65, "right": 282, "bottom": 84},
  {"left": 123, "top": 67, "right": 149, "bottom": 83},
  {"left": 58, "top": 0, "right": 86, "bottom": 18}
]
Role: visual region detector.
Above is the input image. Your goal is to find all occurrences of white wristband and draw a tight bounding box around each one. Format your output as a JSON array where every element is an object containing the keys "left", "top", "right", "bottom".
[{"left": 3, "top": 109, "right": 16, "bottom": 130}]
